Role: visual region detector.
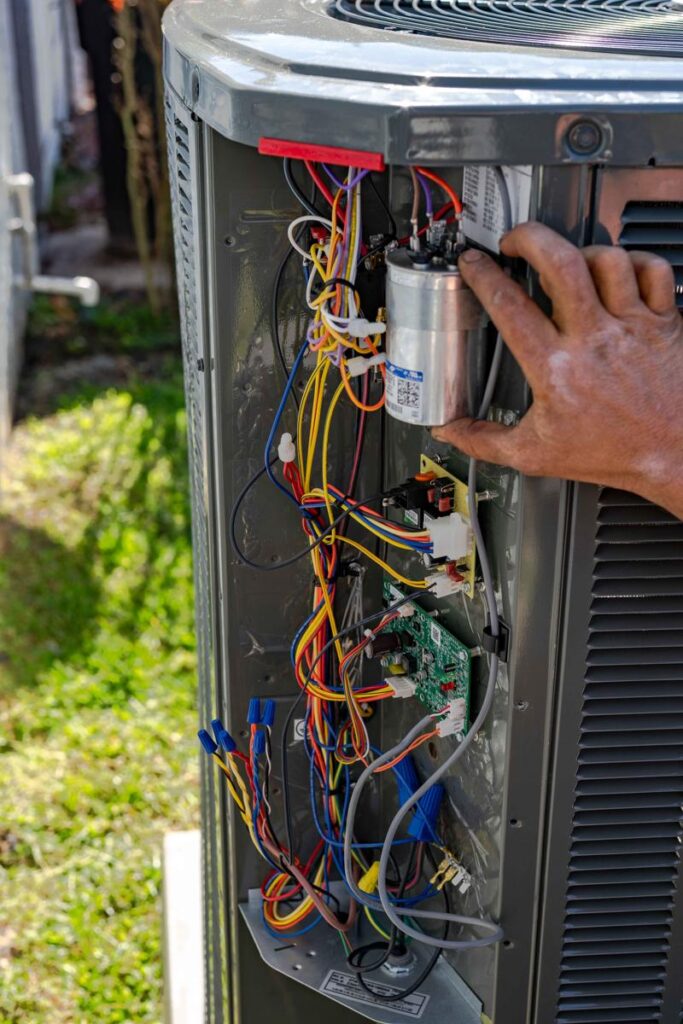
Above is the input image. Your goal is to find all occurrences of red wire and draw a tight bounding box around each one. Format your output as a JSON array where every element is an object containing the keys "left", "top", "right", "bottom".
[{"left": 304, "top": 160, "right": 346, "bottom": 225}]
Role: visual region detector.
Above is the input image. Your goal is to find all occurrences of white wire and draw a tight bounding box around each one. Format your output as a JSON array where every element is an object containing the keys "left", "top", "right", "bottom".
[{"left": 287, "top": 215, "right": 334, "bottom": 259}]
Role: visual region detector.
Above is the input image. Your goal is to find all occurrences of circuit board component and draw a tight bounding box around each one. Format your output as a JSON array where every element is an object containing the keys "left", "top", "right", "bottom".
[
  {"left": 381, "top": 580, "right": 472, "bottom": 728},
  {"left": 420, "top": 455, "right": 478, "bottom": 598}
]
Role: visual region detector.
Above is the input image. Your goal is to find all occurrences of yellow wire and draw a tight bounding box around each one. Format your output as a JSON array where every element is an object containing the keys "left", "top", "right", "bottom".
[
  {"left": 365, "top": 906, "right": 392, "bottom": 941},
  {"left": 321, "top": 379, "right": 346, "bottom": 529},
  {"left": 337, "top": 535, "right": 429, "bottom": 589}
]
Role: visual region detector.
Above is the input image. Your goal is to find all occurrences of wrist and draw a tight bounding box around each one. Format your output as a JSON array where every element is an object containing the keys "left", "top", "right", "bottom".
[{"left": 628, "top": 438, "right": 683, "bottom": 521}]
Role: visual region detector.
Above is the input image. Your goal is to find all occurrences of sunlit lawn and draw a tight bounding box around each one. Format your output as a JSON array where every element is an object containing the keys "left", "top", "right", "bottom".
[{"left": 0, "top": 355, "right": 199, "bottom": 1022}]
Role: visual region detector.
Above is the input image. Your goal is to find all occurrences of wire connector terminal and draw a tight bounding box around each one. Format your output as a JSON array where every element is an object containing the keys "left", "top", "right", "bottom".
[
  {"left": 277, "top": 432, "right": 296, "bottom": 464},
  {"left": 430, "top": 847, "right": 472, "bottom": 894},
  {"left": 247, "top": 698, "right": 262, "bottom": 726},
  {"left": 359, "top": 861, "right": 381, "bottom": 894},
  {"left": 385, "top": 675, "right": 417, "bottom": 699},
  {"left": 345, "top": 352, "right": 386, "bottom": 378},
  {"left": 211, "top": 718, "right": 237, "bottom": 753},
  {"left": 198, "top": 729, "right": 218, "bottom": 756},
  {"left": 425, "top": 511, "right": 471, "bottom": 562},
  {"left": 262, "top": 699, "right": 276, "bottom": 729},
  {"left": 436, "top": 697, "right": 467, "bottom": 738},
  {"left": 347, "top": 318, "right": 387, "bottom": 339}
]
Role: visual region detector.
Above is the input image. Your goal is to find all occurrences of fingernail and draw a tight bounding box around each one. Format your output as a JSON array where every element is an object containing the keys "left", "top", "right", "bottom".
[{"left": 459, "top": 249, "right": 485, "bottom": 264}]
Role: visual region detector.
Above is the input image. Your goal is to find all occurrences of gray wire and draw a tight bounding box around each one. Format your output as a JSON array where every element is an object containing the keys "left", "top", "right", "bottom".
[{"left": 361, "top": 167, "right": 512, "bottom": 950}]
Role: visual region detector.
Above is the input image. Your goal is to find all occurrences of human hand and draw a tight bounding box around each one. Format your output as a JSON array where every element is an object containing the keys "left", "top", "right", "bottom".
[{"left": 432, "top": 222, "right": 683, "bottom": 519}]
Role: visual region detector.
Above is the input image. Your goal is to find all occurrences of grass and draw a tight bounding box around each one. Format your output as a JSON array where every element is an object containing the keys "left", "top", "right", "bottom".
[{"left": 0, "top": 345, "right": 199, "bottom": 1022}]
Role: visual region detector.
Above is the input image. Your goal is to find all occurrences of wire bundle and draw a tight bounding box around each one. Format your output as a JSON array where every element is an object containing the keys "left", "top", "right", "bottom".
[{"left": 206, "top": 159, "right": 509, "bottom": 991}]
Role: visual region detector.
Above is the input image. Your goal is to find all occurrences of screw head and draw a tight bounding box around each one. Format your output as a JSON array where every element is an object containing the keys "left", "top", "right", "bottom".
[{"left": 566, "top": 120, "right": 604, "bottom": 157}]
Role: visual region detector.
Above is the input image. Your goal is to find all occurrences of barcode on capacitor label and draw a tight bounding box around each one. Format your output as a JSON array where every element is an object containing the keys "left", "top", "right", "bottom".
[{"left": 386, "top": 361, "right": 423, "bottom": 421}]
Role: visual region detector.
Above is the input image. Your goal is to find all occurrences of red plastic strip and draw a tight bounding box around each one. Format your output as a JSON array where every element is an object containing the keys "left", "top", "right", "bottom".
[{"left": 258, "top": 137, "right": 385, "bottom": 172}]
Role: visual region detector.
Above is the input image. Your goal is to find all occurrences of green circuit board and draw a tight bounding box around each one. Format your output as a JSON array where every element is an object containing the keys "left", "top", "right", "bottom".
[{"left": 382, "top": 580, "right": 472, "bottom": 725}]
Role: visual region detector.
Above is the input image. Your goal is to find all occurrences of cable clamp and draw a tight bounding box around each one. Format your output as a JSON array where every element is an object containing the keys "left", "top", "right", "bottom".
[{"left": 481, "top": 621, "right": 510, "bottom": 663}]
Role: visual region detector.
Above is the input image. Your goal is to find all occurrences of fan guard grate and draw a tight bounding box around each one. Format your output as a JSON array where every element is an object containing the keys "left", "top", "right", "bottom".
[{"left": 329, "top": 0, "right": 683, "bottom": 57}]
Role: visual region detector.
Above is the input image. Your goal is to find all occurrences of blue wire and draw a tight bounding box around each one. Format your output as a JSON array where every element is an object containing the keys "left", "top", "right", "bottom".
[
  {"left": 290, "top": 600, "right": 325, "bottom": 668},
  {"left": 264, "top": 341, "right": 309, "bottom": 508}
]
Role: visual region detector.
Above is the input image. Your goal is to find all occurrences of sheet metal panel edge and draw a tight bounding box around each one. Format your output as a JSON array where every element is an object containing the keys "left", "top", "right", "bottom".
[{"left": 163, "top": 0, "right": 683, "bottom": 165}]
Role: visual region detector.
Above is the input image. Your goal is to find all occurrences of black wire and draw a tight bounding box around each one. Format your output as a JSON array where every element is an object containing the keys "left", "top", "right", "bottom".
[
  {"left": 322, "top": 276, "right": 360, "bottom": 298},
  {"left": 348, "top": 842, "right": 418, "bottom": 978},
  {"left": 230, "top": 477, "right": 388, "bottom": 572},
  {"left": 367, "top": 171, "right": 397, "bottom": 240},
  {"left": 283, "top": 157, "right": 324, "bottom": 219},
  {"left": 280, "top": 589, "right": 423, "bottom": 860},
  {"left": 271, "top": 241, "right": 301, "bottom": 413},
  {"left": 349, "top": 844, "right": 451, "bottom": 1002}
]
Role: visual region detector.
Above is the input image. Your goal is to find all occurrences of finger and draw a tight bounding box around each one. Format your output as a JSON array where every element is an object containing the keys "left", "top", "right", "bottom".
[
  {"left": 627, "top": 251, "right": 678, "bottom": 316},
  {"left": 458, "top": 249, "right": 557, "bottom": 373},
  {"left": 581, "top": 245, "right": 641, "bottom": 316},
  {"left": 500, "top": 222, "right": 603, "bottom": 332},
  {"left": 432, "top": 418, "right": 526, "bottom": 469}
]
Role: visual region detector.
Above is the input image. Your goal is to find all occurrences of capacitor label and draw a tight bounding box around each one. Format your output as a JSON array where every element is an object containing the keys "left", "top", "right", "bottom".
[{"left": 385, "top": 361, "right": 424, "bottom": 422}]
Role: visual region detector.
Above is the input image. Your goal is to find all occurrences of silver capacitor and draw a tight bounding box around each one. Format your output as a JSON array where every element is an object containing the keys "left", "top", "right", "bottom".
[{"left": 385, "top": 249, "right": 489, "bottom": 427}]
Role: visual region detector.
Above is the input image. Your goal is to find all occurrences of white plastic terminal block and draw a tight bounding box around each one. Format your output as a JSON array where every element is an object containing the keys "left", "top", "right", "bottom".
[
  {"left": 425, "top": 512, "right": 471, "bottom": 562},
  {"left": 347, "top": 318, "right": 387, "bottom": 338},
  {"left": 345, "top": 352, "right": 386, "bottom": 378},
  {"left": 424, "top": 570, "right": 467, "bottom": 600},
  {"left": 277, "top": 432, "right": 296, "bottom": 464},
  {"left": 436, "top": 697, "right": 467, "bottom": 738},
  {"left": 397, "top": 602, "right": 415, "bottom": 618},
  {"left": 385, "top": 675, "right": 417, "bottom": 699}
]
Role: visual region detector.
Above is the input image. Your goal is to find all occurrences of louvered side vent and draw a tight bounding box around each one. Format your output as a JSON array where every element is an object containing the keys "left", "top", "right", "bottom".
[
  {"left": 556, "top": 488, "right": 683, "bottom": 1023},
  {"left": 165, "top": 97, "right": 210, "bottom": 647},
  {"left": 619, "top": 202, "right": 683, "bottom": 309},
  {"left": 166, "top": 95, "right": 222, "bottom": 1024}
]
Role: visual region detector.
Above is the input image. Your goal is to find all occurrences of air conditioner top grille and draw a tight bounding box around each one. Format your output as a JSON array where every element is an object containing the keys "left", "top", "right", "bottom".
[{"left": 330, "top": 0, "right": 683, "bottom": 57}]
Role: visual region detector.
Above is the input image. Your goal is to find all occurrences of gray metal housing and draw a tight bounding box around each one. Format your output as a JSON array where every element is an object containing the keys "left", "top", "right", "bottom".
[{"left": 163, "top": 4, "right": 683, "bottom": 1023}]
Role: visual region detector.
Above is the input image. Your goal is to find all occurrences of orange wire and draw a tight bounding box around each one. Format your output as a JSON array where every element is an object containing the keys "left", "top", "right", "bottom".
[
  {"left": 374, "top": 730, "right": 438, "bottom": 774},
  {"left": 416, "top": 166, "right": 463, "bottom": 216}
]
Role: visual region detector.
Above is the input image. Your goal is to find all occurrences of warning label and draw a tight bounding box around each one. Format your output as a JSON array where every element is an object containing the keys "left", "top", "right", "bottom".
[
  {"left": 462, "top": 165, "right": 533, "bottom": 253},
  {"left": 319, "top": 970, "right": 430, "bottom": 1018}
]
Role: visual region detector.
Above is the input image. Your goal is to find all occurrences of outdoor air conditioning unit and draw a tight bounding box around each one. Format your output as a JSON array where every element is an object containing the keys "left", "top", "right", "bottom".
[{"left": 162, "top": 4, "right": 683, "bottom": 1023}]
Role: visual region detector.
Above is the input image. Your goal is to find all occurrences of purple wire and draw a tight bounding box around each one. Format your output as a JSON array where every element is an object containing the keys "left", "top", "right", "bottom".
[
  {"left": 416, "top": 171, "right": 433, "bottom": 217},
  {"left": 322, "top": 165, "right": 370, "bottom": 191}
]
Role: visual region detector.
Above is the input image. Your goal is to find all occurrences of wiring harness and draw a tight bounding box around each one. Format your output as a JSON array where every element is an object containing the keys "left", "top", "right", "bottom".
[{"left": 200, "top": 159, "right": 511, "bottom": 993}]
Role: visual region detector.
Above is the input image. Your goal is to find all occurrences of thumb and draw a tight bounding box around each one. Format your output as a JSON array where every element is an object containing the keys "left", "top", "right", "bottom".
[{"left": 432, "top": 418, "right": 521, "bottom": 467}]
